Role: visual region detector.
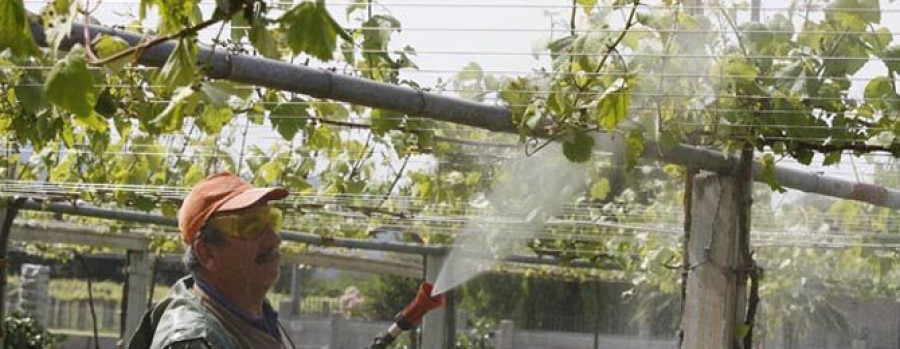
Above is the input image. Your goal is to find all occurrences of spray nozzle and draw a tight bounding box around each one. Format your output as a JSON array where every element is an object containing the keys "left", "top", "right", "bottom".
[{"left": 395, "top": 282, "right": 445, "bottom": 330}]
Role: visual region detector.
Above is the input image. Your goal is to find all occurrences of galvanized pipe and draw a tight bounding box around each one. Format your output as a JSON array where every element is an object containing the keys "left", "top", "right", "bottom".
[{"left": 27, "top": 21, "right": 900, "bottom": 209}]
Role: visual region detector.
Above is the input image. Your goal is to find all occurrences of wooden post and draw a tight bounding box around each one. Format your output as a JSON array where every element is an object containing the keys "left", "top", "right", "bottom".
[
  {"left": 422, "top": 254, "right": 454, "bottom": 348},
  {"left": 123, "top": 249, "right": 151, "bottom": 340},
  {"left": 680, "top": 172, "right": 748, "bottom": 349}
]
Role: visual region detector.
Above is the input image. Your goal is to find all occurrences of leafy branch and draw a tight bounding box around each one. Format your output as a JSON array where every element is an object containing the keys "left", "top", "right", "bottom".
[{"left": 85, "top": 16, "right": 224, "bottom": 66}]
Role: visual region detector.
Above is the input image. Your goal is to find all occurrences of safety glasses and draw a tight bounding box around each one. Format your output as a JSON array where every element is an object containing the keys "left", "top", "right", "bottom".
[{"left": 206, "top": 206, "right": 283, "bottom": 239}]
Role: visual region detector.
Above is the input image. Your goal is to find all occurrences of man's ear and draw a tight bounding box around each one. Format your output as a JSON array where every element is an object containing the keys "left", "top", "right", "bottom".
[{"left": 193, "top": 241, "right": 219, "bottom": 272}]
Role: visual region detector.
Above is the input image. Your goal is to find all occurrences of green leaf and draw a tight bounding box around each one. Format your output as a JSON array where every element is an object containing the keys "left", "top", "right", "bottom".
[
  {"left": 152, "top": 86, "right": 198, "bottom": 132},
  {"left": 183, "top": 164, "right": 206, "bottom": 185},
  {"left": 457, "top": 62, "right": 484, "bottom": 82},
  {"left": 371, "top": 108, "right": 403, "bottom": 135},
  {"left": 196, "top": 106, "right": 233, "bottom": 134},
  {"left": 879, "top": 45, "right": 900, "bottom": 72},
  {"left": 825, "top": 0, "right": 880, "bottom": 29},
  {"left": 313, "top": 101, "right": 350, "bottom": 120},
  {"left": 590, "top": 178, "right": 610, "bottom": 200},
  {"left": 93, "top": 35, "right": 131, "bottom": 72},
  {"left": 595, "top": 78, "right": 630, "bottom": 131},
  {"left": 624, "top": 130, "right": 644, "bottom": 170},
  {"left": 44, "top": 45, "right": 96, "bottom": 117},
  {"left": 280, "top": 1, "right": 350, "bottom": 61},
  {"left": 562, "top": 131, "right": 595, "bottom": 163},
  {"left": 155, "top": 37, "right": 197, "bottom": 88},
  {"left": 308, "top": 124, "right": 338, "bottom": 150},
  {"left": 576, "top": 0, "right": 597, "bottom": 13},
  {"left": 0, "top": 0, "right": 38, "bottom": 56},
  {"left": 74, "top": 111, "right": 108, "bottom": 132},
  {"left": 865, "top": 26, "right": 892, "bottom": 52},
  {"left": 161, "top": 203, "right": 178, "bottom": 218},
  {"left": 249, "top": 21, "right": 280, "bottom": 59},
  {"left": 259, "top": 160, "right": 285, "bottom": 184},
  {"left": 759, "top": 153, "right": 786, "bottom": 192},
  {"left": 199, "top": 81, "right": 239, "bottom": 108},
  {"left": 362, "top": 14, "right": 401, "bottom": 52},
  {"left": 864, "top": 76, "right": 895, "bottom": 103},
  {"left": 14, "top": 85, "right": 45, "bottom": 114},
  {"left": 739, "top": 22, "right": 774, "bottom": 53},
  {"left": 230, "top": 11, "right": 250, "bottom": 42},
  {"left": 346, "top": 0, "right": 368, "bottom": 17},
  {"left": 823, "top": 151, "right": 842, "bottom": 166},
  {"left": 269, "top": 98, "right": 310, "bottom": 140}
]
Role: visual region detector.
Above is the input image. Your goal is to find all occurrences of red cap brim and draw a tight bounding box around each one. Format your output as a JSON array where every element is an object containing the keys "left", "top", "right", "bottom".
[{"left": 218, "top": 187, "right": 289, "bottom": 212}]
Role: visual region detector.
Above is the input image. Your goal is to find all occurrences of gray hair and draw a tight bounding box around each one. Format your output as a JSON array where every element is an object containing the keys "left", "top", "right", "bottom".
[{"left": 182, "top": 225, "right": 227, "bottom": 274}]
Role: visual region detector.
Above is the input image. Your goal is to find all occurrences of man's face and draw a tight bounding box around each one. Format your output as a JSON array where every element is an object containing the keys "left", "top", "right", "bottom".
[{"left": 203, "top": 206, "right": 283, "bottom": 293}]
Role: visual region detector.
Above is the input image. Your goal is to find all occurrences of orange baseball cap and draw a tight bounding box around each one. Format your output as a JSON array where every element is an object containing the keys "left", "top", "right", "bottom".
[{"left": 178, "top": 172, "right": 288, "bottom": 244}]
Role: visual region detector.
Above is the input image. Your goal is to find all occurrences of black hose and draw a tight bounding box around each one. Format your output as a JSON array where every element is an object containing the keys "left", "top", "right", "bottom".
[{"left": 74, "top": 253, "right": 100, "bottom": 349}]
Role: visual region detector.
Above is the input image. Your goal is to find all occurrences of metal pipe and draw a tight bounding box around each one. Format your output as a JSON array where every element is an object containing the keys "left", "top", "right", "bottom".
[{"left": 27, "top": 21, "right": 900, "bottom": 209}]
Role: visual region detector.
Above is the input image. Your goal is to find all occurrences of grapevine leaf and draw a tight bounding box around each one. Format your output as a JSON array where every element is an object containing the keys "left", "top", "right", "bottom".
[
  {"left": 879, "top": 45, "right": 900, "bottom": 72},
  {"left": 624, "top": 130, "right": 644, "bottom": 170},
  {"left": 250, "top": 21, "right": 280, "bottom": 59},
  {"left": 280, "top": 0, "right": 350, "bottom": 61},
  {"left": 155, "top": 37, "right": 197, "bottom": 88},
  {"left": 825, "top": 0, "right": 880, "bottom": 30},
  {"left": 93, "top": 35, "right": 131, "bottom": 72},
  {"left": 153, "top": 86, "right": 198, "bottom": 133},
  {"left": 184, "top": 164, "right": 206, "bottom": 185},
  {"left": 44, "top": 45, "right": 96, "bottom": 117},
  {"left": 94, "top": 89, "right": 118, "bottom": 117},
  {"left": 562, "top": 131, "right": 594, "bottom": 163},
  {"left": 14, "top": 73, "right": 45, "bottom": 114},
  {"left": 822, "top": 151, "right": 842, "bottom": 166},
  {"left": 759, "top": 153, "right": 786, "bottom": 192},
  {"left": 576, "top": 0, "right": 597, "bottom": 13},
  {"left": 371, "top": 109, "right": 403, "bottom": 135},
  {"left": 346, "top": 0, "right": 368, "bottom": 17},
  {"left": 362, "top": 14, "right": 401, "bottom": 52},
  {"left": 0, "top": 0, "right": 38, "bottom": 56},
  {"left": 457, "top": 62, "right": 484, "bottom": 82},
  {"left": 864, "top": 76, "right": 895, "bottom": 110},
  {"left": 259, "top": 160, "right": 285, "bottom": 184},
  {"left": 230, "top": 11, "right": 249, "bottom": 41},
  {"left": 595, "top": 78, "right": 630, "bottom": 131},
  {"left": 270, "top": 98, "right": 311, "bottom": 140},
  {"left": 196, "top": 106, "right": 233, "bottom": 134},
  {"left": 590, "top": 178, "right": 610, "bottom": 200},
  {"left": 199, "top": 81, "right": 239, "bottom": 108}
]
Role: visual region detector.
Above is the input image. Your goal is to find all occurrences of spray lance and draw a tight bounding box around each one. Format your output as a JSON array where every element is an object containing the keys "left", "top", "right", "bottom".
[{"left": 368, "top": 282, "right": 445, "bottom": 349}]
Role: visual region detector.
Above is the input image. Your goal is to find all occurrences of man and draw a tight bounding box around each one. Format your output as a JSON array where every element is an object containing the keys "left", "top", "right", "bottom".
[{"left": 128, "top": 172, "right": 296, "bottom": 349}]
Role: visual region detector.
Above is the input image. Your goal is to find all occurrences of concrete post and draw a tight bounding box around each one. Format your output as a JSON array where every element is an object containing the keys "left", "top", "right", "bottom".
[
  {"left": 123, "top": 249, "right": 151, "bottom": 340},
  {"left": 18, "top": 264, "right": 50, "bottom": 324},
  {"left": 456, "top": 310, "right": 468, "bottom": 332},
  {"left": 422, "top": 254, "right": 454, "bottom": 348},
  {"left": 329, "top": 312, "right": 344, "bottom": 349},
  {"left": 496, "top": 320, "right": 515, "bottom": 349},
  {"left": 290, "top": 264, "right": 302, "bottom": 316},
  {"left": 680, "top": 172, "right": 747, "bottom": 349}
]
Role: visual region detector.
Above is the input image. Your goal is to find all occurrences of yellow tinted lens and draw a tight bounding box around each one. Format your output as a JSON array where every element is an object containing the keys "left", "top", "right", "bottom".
[{"left": 208, "top": 206, "right": 283, "bottom": 239}]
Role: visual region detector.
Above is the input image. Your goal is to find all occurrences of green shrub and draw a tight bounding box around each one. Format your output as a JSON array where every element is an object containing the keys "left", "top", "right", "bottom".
[{"left": 4, "top": 312, "right": 65, "bottom": 349}]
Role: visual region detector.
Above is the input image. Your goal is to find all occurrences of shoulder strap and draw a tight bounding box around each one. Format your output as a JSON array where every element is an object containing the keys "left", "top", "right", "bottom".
[{"left": 126, "top": 298, "right": 175, "bottom": 349}]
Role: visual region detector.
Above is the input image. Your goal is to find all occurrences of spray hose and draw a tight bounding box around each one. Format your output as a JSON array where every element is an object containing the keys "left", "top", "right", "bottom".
[{"left": 368, "top": 282, "right": 445, "bottom": 349}]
